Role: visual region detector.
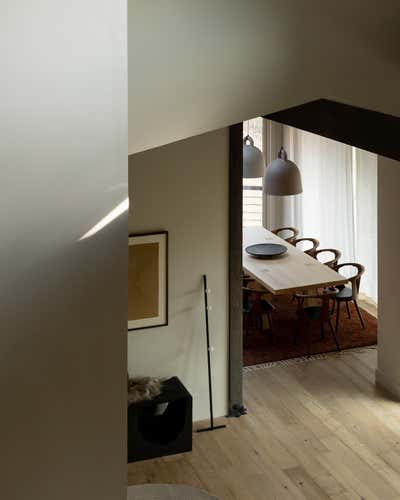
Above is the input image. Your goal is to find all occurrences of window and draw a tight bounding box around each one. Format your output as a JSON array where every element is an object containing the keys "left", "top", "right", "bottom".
[
  {"left": 243, "top": 118, "right": 263, "bottom": 227},
  {"left": 265, "top": 120, "right": 378, "bottom": 302}
]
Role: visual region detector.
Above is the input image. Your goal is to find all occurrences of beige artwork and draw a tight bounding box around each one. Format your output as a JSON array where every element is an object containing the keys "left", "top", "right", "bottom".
[{"left": 128, "top": 242, "right": 159, "bottom": 321}]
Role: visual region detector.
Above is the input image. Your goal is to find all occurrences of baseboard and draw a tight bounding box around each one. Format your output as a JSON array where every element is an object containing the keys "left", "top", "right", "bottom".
[{"left": 375, "top": 368, "right": 400, "bottom": 400}]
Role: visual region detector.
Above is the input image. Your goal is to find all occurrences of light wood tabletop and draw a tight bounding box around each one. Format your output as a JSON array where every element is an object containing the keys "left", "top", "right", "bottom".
[{"left": 243, "top": 226, "right": 348, "bottom": 294}]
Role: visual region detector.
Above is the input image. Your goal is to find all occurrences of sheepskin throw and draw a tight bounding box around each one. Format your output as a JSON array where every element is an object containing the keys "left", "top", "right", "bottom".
[{"left": 128, "top": 376, "right": 162, "bottom": 404}]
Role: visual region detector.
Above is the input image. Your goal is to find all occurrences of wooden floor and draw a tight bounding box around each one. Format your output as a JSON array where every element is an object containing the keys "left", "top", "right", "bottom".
[
  {"left": 128, "top": 302, "right": 392, "bottom": 499},
  {"left": 128, "top": 346, "right": 400, "bottom": 499}
]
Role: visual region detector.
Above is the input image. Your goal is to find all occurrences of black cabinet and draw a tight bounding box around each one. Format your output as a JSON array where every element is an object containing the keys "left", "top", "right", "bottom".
[{"left": 128, "top": 377, "right": 192, "bottom": 462}]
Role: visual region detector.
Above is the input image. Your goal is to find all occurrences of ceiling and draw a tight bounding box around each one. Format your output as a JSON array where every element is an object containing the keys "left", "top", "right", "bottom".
[{"left": 128, "top": 0, "right": 400, "bottom": 154}]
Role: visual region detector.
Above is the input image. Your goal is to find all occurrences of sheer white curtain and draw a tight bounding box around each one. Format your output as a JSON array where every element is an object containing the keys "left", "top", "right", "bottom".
[
  {"left": 355, "top": 149, "right": 378, "bottom": 301},
  {"left": 263, "top": 119, "right": 377, "bottom": 302},
  {"left": 285, "top": 125, "right": 356, "bottom": 263}
]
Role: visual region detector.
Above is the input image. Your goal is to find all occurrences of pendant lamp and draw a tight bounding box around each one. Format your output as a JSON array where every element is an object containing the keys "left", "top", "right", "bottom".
[
  {"left": 243, "top": 135, "right": 264, "bottom": 178},
  {"left": 264, "top": 147, "right": 303, "bottom": 195}
]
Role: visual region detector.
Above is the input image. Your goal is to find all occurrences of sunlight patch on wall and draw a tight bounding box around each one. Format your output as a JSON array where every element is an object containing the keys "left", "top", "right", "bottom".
[{"left": 79, "top": 197, "right": 129, "bottom": 240}]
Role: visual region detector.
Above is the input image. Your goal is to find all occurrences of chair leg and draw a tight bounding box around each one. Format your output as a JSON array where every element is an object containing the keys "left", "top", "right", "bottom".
[
  {"left": 258, "top": 315, "right": 263, "bottom": 334},
  {"left": 328, "top": 319, "right": 341, "bottom": 351},
  {"left": 293, "top": 317, "right": 301, "bottom": 345},
  {"left": 353, "top": 300, "right": 365, "bottom": 329},
  {"left": 267, "top": 310, "right": 273, "bottom": 332},
  {"left": 293, "top": 322, "right": 298, "bottom": 345},
  {"left": 306, "top": 326, "right": 311, "bottom": 358},
  {"left": 346, "top": 301, "right": 351, "bottom": 319},
  {"left": 335, "top": 301, "right": 341, "bottom": 337},
  {"left": 266, "top": 310, "right": 275, "bottom": 343},
  {"left": 320, "top": 323, "right": 325, "bottom": 340}
]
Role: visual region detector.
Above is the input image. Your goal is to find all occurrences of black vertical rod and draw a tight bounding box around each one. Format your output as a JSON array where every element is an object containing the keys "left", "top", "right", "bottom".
[
  {"left": 197, "top": 274, "right": 226, "bottom": 433},
  {"left": 203, "top": 274, "right": 214, "bottom": 428}
]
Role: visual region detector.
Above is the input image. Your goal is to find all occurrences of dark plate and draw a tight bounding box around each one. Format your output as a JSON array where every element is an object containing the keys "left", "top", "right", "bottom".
[{"left": 245, "top": 243, "right": 287, "bottom": 259}]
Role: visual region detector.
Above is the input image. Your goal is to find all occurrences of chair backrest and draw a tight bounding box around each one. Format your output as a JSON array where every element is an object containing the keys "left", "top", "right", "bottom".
[
  {"left": 334, "top": 263, "right": 365, "bottom": 299},
  {"left": 243, "top": 286, "right": 268, "bottom": 316},
  {"left": 242, "top": 272, "right": 254, "bottom": 287},
  {"left": 271, "top": 226, "right": 299, "bottom": 244},
  {"left": 293, "top": 237, "right": 320, "bottom": 257},
  {"left": 315, "top": 248, "right": 342, "bottom": 268}
]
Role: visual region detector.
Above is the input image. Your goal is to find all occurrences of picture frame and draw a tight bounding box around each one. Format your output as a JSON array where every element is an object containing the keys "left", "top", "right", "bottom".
[{"left": 128, "top": 231, "right": 168, "bottom": 331}]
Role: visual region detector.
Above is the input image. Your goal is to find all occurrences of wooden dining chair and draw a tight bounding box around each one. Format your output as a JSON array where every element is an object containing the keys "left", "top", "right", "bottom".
[
  {"left": 294, "top": 289, "right": 340, "bottom": 357},
  {"left": 243, "top": 286, "right": 276, "bottom": 346},
  {"left": 333, "top": 263, "right": 365, "bottom": 336},
  {"left": 293, "top": 237, "right": 320, "bottom": 257},
  {"left": 242, "top": 272, "right": 254, "bottom": 287},
  {"left": 271, "top": 226, "right": 299, "bottom": 244},
  {"left": 315, "top": 248, "right": 342, "bottom": 268}
]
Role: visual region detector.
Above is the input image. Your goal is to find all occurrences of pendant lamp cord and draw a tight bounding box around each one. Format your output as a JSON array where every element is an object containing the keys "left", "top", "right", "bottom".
[
  {"left": 278, "top": 147, "right": 288, "bottom": 161},
  {"left": 243, "top": 120, "right": 253, "bottom": 145}
]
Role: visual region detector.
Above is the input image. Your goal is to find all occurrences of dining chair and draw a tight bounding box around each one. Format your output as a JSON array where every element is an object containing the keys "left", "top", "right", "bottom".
[
  {"left": 243, "top": 286, "right": 275, "bottom": 346},
  {"left": 271, "top": 226, "right": 299, "bottom": 244},
  {"left": 242, "top": 273, "right": 254, "bottom": 287},
  {"left": 294, "top": 289, "right": 340, "bottom": 357},
  {"left": 315, "top": 248, "right": 342, "bottom": 268},
  {"left": 293, "top": 237, "right": 320, "bottom": 257},
  {"left": 333, "top": 263, "right": 365, "bottom": 336},
  {"left": 290, "top": 237, "right": 320, "bottom": 302}
]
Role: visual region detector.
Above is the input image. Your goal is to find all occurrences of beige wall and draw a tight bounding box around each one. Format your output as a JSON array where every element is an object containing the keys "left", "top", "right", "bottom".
[
  {"left": 376, "top": 156, "right": 400, "bottom": 396},
  {"left": 128, "top": 128, "right": 229, "bottom": 420},
  {"left": 128, "top": 0, "right": 400, "bottom": 154},
  {"left": 0, "top": 2, "right": 127, "bottom": 499}
]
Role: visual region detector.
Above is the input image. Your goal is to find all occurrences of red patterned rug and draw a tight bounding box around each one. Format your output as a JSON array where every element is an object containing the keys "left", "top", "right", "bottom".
[{"left": 243, "top": 294, "right": 377, "bottom": 366}]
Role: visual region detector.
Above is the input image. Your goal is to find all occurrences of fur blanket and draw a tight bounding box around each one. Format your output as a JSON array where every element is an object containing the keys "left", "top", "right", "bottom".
[{"left": 128, "top": 376, "right": 162, "bottom": 404}]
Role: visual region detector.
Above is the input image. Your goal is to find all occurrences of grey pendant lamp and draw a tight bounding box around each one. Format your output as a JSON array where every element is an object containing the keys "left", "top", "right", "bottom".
[
  {"left": 243, "top": 135, "right": 264, "bottom": 178},
  {"left": 264, "top": 147, "right": 303, "bottom": 195}
]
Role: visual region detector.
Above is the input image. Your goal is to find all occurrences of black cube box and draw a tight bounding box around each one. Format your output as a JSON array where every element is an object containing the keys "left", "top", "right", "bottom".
[{"left": 128, "top": 377, "right": 192, "bottom": 462}]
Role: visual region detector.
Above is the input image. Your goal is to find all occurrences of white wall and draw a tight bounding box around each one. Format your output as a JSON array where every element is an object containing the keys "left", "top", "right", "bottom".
[
  {"left": 128, "top": 0, "right": 400, "bottom": 154},
  {"left": 0, "top": 2, "right": 127, "bottom": 499},
  {"left": 128, "top": 0, "right": 400, "bottom": 413},
  {"left": 376, "top": 156, "right": 400, "bottom": 397},
  {"left": 128, "top": 128, "right": 229, "bottom": 420}
]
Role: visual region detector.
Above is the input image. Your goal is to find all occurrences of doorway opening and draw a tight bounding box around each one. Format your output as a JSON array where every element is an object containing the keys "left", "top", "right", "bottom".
[
  {"left": 228, "top": 99, "right": 399, "bottom": 415},
  {"left": 242, "top": 116, "right": 377, "bottom": 368}
]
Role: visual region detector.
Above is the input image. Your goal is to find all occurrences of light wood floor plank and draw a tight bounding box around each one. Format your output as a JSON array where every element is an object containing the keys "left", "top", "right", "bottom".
[
  {"left": 128, "top": 348, "right": 400, "bottom": 499},
  {"left": 284, "top": 466, "right": 330, "bottom": 500}
]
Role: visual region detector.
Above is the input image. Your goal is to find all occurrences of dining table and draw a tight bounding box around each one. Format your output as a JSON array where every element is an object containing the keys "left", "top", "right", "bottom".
[{"left": 243, "top": 226, "right": 348, "bottom": 294}]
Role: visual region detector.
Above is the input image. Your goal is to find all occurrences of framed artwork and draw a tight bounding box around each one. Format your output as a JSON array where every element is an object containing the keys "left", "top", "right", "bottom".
[{"left": 128, "top": 231, "right": 168, "bottom": 331}]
